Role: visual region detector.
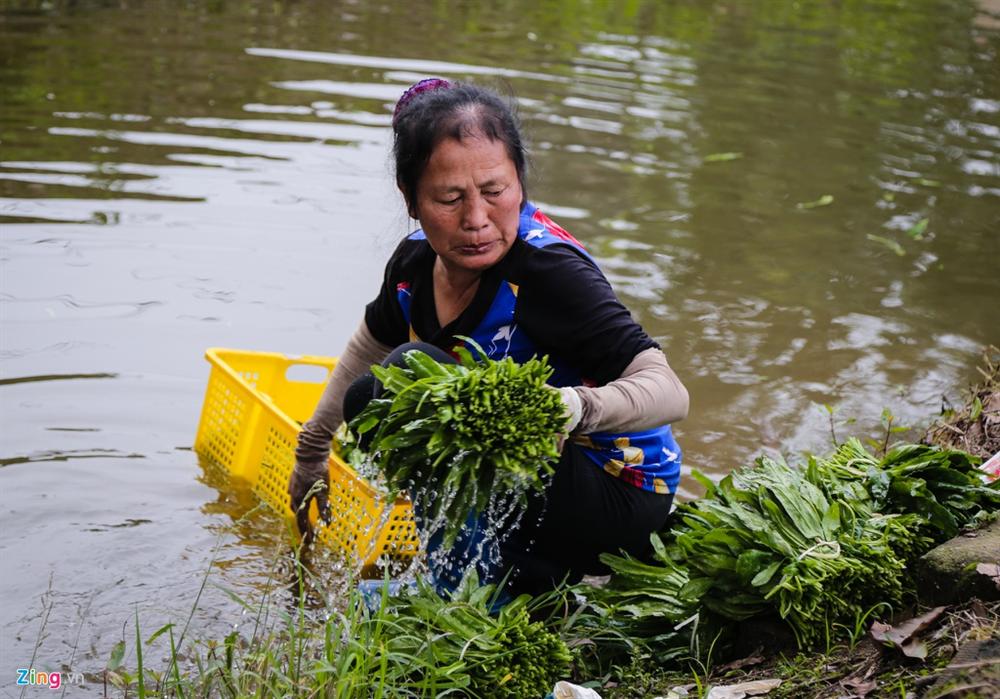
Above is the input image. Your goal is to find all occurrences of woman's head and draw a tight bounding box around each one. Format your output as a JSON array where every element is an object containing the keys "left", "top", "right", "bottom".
[{"left": 392, "top": 80, "right": 527, "bottom": 219}]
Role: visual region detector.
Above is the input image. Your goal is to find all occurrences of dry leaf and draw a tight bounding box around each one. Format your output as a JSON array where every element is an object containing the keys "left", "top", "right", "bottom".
[
  {"left": 840, "top": 677, "right": 877, "bottom": 697},
  {"left": 870, "top": 606, "right": 946, "bottom": 657},
  {"left": 705, "top": 678, "right": 782, "bottom": 699},
  {"left": 870, "top": 621, "right": 892, "bottom": 641},
  {"left": 717, "top": 654, "right": 766, "bottom": 672},
  {"left": 660, "top": 689, "right": 691, "bottom": 699},
  {"left": 900, "top": 638, "right": 928, "bottom": 659}
]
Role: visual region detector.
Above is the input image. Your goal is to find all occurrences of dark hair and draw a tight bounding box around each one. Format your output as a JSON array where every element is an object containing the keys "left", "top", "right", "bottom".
[{"left": 392, "top": 82, "right": 528, "bottom": 218}]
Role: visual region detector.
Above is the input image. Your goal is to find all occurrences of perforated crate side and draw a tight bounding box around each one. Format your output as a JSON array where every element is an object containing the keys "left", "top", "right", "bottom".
[
  {"left": 255, "top": 408, "right": 409, "bottom": 566},
  {"left": 197, "top": 348, "right": 420, "bottom": 571},
  {"left": 255, "top": 421, "right": 297, "bottom": 514},
  {"left": 325, "top": 468, "right": 383, "bottom": 563},
  {"left": 196, "top": 367, "right": 250, "bottom": 473},
  {"left": 366, "top": 503, "right": 421, "bottom": 567}
]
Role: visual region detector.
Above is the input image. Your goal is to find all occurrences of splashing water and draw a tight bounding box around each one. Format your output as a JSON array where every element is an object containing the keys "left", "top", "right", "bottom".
[{"left": 339, "top": 442, "right": 559, "bottom": 594}]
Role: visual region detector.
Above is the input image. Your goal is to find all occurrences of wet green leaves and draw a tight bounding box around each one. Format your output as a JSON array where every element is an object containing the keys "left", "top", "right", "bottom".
[
  {"left": 906, "top": 217, "right": 929, "bottom": 240},
  {"left": 796, "top": 194, "right": 835, "bottom": 209},
  {"left": 107, "top": 639, "right": 126, "bottom": 672},
  {"left": 867, "top": 217, "right": 931, "bottom": 256},
  {"left": 703, "top": 152, "right": 744, "bottom": 163},
  {"left": 970, "top": 396, "right": 984, "bottom": 421},
  {"left": 350, "top": 343, "right": 567, "bottom": 547},
  {"left": 866, "top": 234, "right": 906, "bottom": 256}
]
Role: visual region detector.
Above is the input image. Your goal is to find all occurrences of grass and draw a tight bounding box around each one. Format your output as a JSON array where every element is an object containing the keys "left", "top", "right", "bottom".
[
  {"left": 104, "top": 482, "right": 995, "bottom": 696},
  {"left": 116, "top": 572, "right": 994, "bottom": 698},
  {"left": 105, "top": 539, "right": 579, "bottom": 698},
  {"left": 107, "top": 568, "right": 407, "bottom": 697}
]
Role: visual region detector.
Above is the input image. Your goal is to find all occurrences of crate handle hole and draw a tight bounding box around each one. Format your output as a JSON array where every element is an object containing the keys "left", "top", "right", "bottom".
[{"left": 285, "top": 363, "right": 331, "bottom": 384}]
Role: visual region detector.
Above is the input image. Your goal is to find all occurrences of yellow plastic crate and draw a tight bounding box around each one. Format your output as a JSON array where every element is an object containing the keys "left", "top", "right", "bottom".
[{"left": 194, "top": 348, "right": 419, "bottom": 573}]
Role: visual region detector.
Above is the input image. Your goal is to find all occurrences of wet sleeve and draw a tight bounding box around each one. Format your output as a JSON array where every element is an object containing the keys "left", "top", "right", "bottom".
[
  {"left": 294, "top": 319, "right": 393, "bottom": 464},
  {"left": 514, "top": 244, "right": 659, "bottom": 386}
]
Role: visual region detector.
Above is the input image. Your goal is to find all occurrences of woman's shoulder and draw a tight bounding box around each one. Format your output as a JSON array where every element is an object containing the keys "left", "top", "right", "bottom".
[
  {"left": 503, "top": 235, "right": 605, "bottom": 288},
  {"left": 518, "top": 203, "right": 591, "bottom": 251}
]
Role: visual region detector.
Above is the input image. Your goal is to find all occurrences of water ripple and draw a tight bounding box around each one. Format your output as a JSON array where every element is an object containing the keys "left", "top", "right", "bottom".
[
  {"left": 0, "top": 372, "right": 117, "bottom": 386},
  {"left": 173, "top": 116, "right": 386, "bottom": 144},
  {"left": 0, "top": 448, "right": 146, "bottom": 467},
  {"left": 47, "top": 126, "right": 295, "bottom": 159},
  {"left": 246, "top": 47, "right": 570, "bottom": 84},
  {"left": 0, "top": 294, "right": 162, "bottom": 320}
]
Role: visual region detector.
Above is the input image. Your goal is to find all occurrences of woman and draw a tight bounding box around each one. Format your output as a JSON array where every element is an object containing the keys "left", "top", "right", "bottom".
[{"left": 289, "top": 79, "right": 689, "bottom": 595}]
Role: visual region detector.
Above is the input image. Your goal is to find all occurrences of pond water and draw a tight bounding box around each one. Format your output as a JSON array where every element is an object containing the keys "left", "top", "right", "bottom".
[{"left": 1, "top": 0, "right": 998, "bottom": 689}]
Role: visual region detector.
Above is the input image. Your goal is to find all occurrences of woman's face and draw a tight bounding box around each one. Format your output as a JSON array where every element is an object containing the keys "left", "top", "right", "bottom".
[{"left": 412, "top": 134, "right": 522, "bottom": 278}]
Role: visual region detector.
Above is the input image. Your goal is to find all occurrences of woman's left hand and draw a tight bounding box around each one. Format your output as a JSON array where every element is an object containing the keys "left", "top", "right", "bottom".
[
  {"left": 555, "top": 386, "right": 582, "bottom": 450},
  {"left": 288, "top": 459, "right": 332, "bottom": 545}
]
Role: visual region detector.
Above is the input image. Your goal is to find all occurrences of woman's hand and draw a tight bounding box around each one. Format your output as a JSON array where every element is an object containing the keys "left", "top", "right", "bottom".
[
  {"left": 558, "top": 386, "right": 582, "bottom": 432},
  {"left": 288, "top": 459, "right": 331, "bottom": 545},
  {"left": 555, "top": 386, "right": 583, "bottom": 451}
]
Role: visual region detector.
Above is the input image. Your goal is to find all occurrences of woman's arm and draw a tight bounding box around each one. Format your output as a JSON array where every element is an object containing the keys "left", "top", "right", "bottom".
[
  {"left": 568, "top": 347, "right": 689, "bottom": 434},
  {"left": 294, "top": 319, "right": 393, "bottom": 465},
  {"left": 503, "top": 240, "right": 689, "bottom": 434},
  {"left": 290, "top": 318, "right": 393, "bottom": 540}
]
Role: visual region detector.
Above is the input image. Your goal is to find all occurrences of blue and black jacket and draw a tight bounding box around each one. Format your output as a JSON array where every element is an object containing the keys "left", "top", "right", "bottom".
[{"left": 366, "top": 201, "right": 682, "bottom": 495}]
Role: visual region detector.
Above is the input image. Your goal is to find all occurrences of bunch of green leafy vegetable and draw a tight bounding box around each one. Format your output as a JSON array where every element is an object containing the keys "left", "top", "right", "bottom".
[
  {"left": 564, "top": 534, "right": 696, "bottom": 672},
  {"left": 385, "top": 574, "right": 573, "bottom": 698},
  {"left": 350, "top": 343, "right": 568, "bottom": 545},
  {"left": 586, "top": 439, "right": 999, "bottom": 652},
  {"left": 819, "top": 441, "right": 1000, "bottom": 539}
]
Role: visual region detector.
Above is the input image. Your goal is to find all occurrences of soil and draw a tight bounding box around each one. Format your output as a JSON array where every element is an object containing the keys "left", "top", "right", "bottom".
[
  {"left": 605, "top": 599, "right": 999, "bottom": 699},
  {"left": 923, "top": 347, "right": 1000, "bottom": 460}
]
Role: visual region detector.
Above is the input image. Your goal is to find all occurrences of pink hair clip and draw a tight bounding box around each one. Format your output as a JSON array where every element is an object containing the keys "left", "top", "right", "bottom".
[{"left": 392, "top": 78, "right": 453, "bottom": 126}]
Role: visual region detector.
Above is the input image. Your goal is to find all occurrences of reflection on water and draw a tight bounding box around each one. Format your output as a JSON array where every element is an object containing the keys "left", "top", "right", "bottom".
[{"left": 1, "top": 0, "right": 998, "bottom": 683}]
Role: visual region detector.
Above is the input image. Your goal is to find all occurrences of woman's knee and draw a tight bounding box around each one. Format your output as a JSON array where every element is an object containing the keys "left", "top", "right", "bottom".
[
  {"left": 382, "top": 341, "right": 456, "bottom": 368},
  {"left": 342, "top": 372, "right": 377, "bottom": 428}
]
